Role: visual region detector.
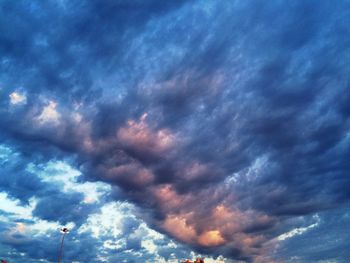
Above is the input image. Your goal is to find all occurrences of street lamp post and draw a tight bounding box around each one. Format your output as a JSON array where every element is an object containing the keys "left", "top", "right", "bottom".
[{"left": 58, "top": 227, "right": 69, "bottom": 263}]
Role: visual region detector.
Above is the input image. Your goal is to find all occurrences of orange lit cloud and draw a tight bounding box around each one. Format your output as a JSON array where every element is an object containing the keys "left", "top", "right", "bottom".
[
  {"left": 163, "top": 214, "right": 197, "bottom": 244},
  {"left": 198, "top": 230, "right": 225, "bottom": 247}
]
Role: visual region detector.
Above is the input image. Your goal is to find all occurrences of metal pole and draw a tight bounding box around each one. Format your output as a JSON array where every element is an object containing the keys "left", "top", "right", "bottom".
[{"left": 58, "top": 232, "right": 66, "bottom": 263}]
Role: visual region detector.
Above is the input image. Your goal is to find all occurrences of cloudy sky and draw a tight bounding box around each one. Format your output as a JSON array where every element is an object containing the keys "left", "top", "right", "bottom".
[{"left": 1, "top": 1, "right": 350, "bottom": 262}]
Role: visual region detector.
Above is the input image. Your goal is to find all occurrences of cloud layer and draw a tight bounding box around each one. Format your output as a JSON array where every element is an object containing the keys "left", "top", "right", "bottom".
[{"left": 1, "top": 0, "right": 350, "bottom": 262}]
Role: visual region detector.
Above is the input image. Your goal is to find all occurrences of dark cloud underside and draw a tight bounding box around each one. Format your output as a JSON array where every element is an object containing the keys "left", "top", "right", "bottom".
[{"left": 1, "top": 0, "right": 350, "bottom": 262}]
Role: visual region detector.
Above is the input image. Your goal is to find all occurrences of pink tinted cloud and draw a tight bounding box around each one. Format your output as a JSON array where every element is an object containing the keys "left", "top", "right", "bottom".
[
  {"left": 148, "top": 183, "right": 276, "bottom": 260},
  {"left": 117, "top": 113, "right": 176, "bottom": 156},
  {"left": 102, "top": 163, "right": 154, "bottom": 187}
]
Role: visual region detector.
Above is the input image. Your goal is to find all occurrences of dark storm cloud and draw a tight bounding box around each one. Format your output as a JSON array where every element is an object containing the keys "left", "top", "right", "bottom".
[
  {"left": 0, "top": 0, "right": 188, "bottom": 96},
  {"left": 0, "top": 157, "right": 46, "bottom": 204},
  {"left": 32, "top": 191, "right": 96, "bottom": 226},
  {"left": 0, "top": 223, "right": 106, "bottom": 263},
  {"left": 0, "top": 146, "right": 100, "bottom": 228},
  {"left": 1, "top": 0, "right": 350, "bottom": 262}
]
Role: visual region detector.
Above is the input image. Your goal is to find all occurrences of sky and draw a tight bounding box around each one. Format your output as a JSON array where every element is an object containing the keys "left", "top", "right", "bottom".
[{"left": 0, "top": 0, "right": 350, "bottom": 262}]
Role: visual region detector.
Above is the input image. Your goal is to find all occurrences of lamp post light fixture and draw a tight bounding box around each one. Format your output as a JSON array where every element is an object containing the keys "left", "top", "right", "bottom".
[{"left": 58, "top": 227, "right": 70, "bottom": 263}]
